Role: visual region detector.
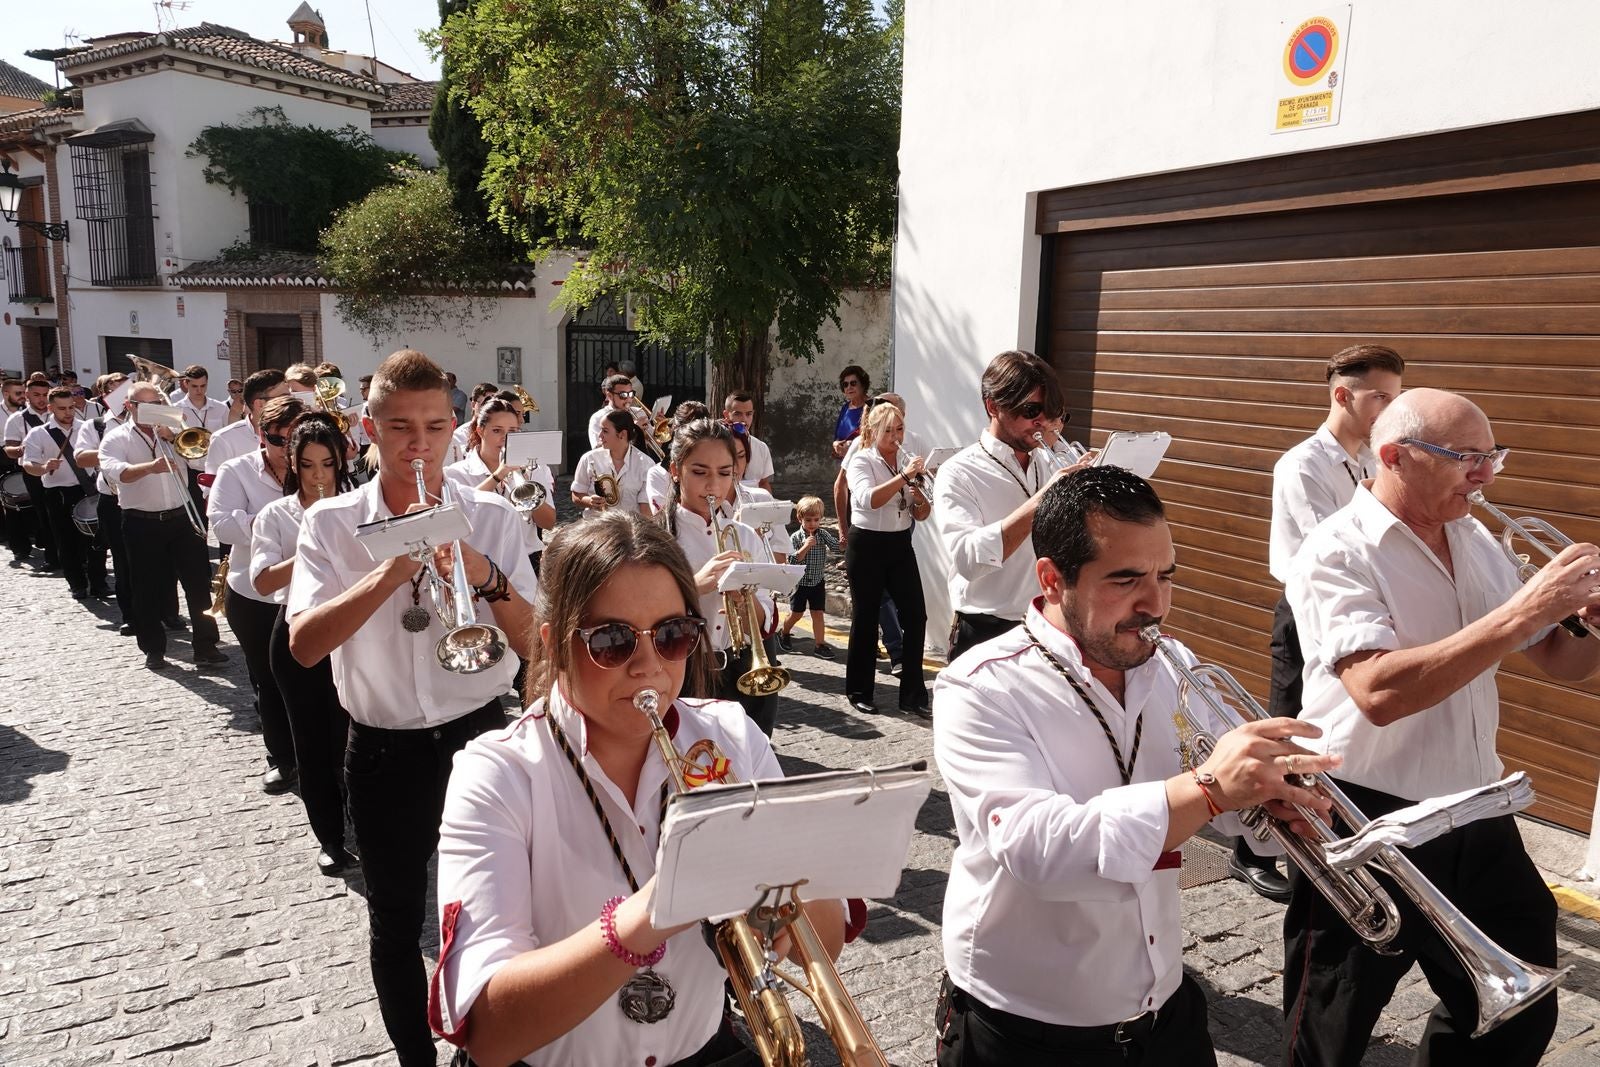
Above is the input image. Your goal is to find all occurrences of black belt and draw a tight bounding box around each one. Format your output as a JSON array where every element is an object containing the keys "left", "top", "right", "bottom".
[
  {"left": 946, "top": 976, "right": 1166, "bottom": 1048},
  {"left": 124, "top": 506, "right": 189, "bottom": 521}
]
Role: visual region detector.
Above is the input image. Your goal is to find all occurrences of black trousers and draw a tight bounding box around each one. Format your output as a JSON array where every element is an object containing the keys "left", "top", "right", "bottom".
[
  {"left": 1281, "top": 779, "right": 1557, "bottom": 1067},
  {"left": 1268, "top": 595, "right": 1304, "bottom": 718},
  {"left": 22, "top": 472, "right": 57, "bottom": 565},
  {"left": 123, "top": 507, "right": 220, "bottom": 658},
  {"left": 936, "top": 972, "right": 1215, "bottom": 1066},
  {"left": 98, "top": 493, "right": 133, "bottom": 623},
  {"left": 226, "top": 589, "right": 295, "bottom": 771},
  {"left": 844, "top": 527, "right": 927, "bottom": 709},
  {"left": 347, "top": 700, "right": 507, "bottom": 1067},
  {"left": 948, "top": 611, "right": 1019, "bottom": 663},
  {"left": 42, "top": 484, "right": 107, "bottom": 594},
  {"left": 270, "top": 608, "right": 350, "bottom": 855},
  {"left": 716, "top": 640, "right": 779, "bottom": 736},
  {"left": 1, "top": 463, "right": 34, "bottom": 559}
]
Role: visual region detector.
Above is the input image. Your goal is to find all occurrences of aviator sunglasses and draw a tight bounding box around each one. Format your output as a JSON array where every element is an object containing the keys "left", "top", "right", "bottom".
[{"left": 577, "top": 616, "right": 705, "bottom": 668}]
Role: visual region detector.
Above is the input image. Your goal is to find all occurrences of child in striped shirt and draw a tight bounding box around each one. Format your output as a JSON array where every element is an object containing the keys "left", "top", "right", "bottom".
[{"left": 777, "top": 496, "right": 840, "bottom": 657}]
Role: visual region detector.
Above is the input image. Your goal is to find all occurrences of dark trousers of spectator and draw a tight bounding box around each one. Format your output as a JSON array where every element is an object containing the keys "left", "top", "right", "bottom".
[
  {"left": 716, "top": 639, "right": 779, "bottom": 736},
  {"left": 42, "top": 485, "right": 107, "bottom": 595},
  {"left": 22, "top": 472, "right": 58, "bottom": 565},
  {"left": 879, "top": 593, "right": 903, "bottom": 663},
  {"left": 948, "top": 611, "right": 1020, "bottom": 663},
  {"left": 347, "top": 700, "right": 507, "bottom": 1067},
  {"left": 1281, "top": 779, "right": 1557, "bottom": 1067},
  {"left": 1268, "top": 595, "right": 1304, "bottom": 717},
  {"left": 226, "top": 588, "right": 296, "bottom": 772},
  {"left": 124, "top": 508, "right": 221, "bottom": 659},
  {"left": 271, "top": 608, "right": 350, "bottom": 856},
  {"left": 845, "top": 528, "right": 927, "bottom": 710},
  {"left": 935, "top": 972, "right": 1215, "bottom": 1066}
]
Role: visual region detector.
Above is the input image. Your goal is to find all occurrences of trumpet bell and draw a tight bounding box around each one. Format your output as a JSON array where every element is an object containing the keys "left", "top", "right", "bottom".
[
  {"left": 512, "top": 384, "right": 539, "bottom": 415},
  {"left": 174, "top": 426, "right": 211, "bottom": 460},
  {"left": 435, "top": 622, "right": 509, "bottom": 675},
  {"left": 314, "top": 376, "right": 346, "bottom": 404},
  {"left": 736, "top": 665, "right": 790, "bottom": 697}
]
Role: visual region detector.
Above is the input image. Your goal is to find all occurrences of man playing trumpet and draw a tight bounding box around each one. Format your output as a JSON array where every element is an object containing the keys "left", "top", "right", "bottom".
[{"left": 1284, "top": 388, "right": 1600, "bottom": 1065}]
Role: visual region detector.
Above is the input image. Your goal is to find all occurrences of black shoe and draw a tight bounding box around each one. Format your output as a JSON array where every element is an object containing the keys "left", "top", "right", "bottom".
[
  {"left": 848, "top": 697, "right": 875, "bottom": 714},
  {"left": 813, "top": 643, "right": 837, "bottom": 660},
  {"left": 70, "top": 588, "right": 88, "bottom": 600},
  {"left": 164, "top": 616, "right": 187, "bottom": 631},
  {"left": 144, "top": 655, "right": 169, "bottom": 672},
  {"left": 776, "top": 631, "right": 794, "bottom": 654},
  {"left": 899, "top": 700, "right": 932, "bottom": 720},
  {"left": 1228, "top": 855, "right": 1291, "bottom": 903},
  {"left": 316, "top": 848, "right": 352, "bottom": 876},
  {"left": 118, "top": 623, "right": 136, "bottom": 637},
  {"left": 889, "top": 660, "right": 904, "bottom": 676},
  {"left": 194, "top": 648, "right": 229, "bottom": 667},
  {"left": 40, "top": 560, "right": 61, "bottom": 572},
  {"left": 90, "top": 587, "right": 112, "bottom": 600},
  {"left": 262, "top": 766, "right": 298, "bottom": 795}
]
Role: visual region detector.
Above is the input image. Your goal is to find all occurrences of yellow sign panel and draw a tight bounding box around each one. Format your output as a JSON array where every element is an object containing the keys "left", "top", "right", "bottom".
[{"left": 1277, "top": 90, "right": 1336, "bottom": 130}]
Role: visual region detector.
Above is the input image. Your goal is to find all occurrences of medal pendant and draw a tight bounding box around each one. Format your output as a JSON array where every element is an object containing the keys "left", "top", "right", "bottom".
[
  {"left": 618, "top": 968, "right": 675, "bottom": 1024},
  {"left": 401, "top": 606, "right": 431, "bottom": 633}
]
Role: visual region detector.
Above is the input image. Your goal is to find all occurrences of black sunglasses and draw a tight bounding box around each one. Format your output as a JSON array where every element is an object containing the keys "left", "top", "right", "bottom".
[
  {"left": 840, "top": 379, "right": 861, "bottom": 389},
  {"left": 264, "top": 432, "right": 288, "bottom": 448},
  {"left": 1009, "top": 401, "right": 1047, "bottom": 420},
  {"left": 577, "top": 616, "right": 704, "bottom": 669}
]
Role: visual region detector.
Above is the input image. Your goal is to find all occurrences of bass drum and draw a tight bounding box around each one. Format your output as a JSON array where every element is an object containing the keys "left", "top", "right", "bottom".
[
  {"left": 72, "top": 493, "right": 100, "bottom": 537},
  {"left": 0, "top": 471, "right": 30, "bottom": 510}
]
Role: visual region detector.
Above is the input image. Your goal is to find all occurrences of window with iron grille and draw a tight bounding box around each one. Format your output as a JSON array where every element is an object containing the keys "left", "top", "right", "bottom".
[
  {"left": 248, "top": 199, "right": 290, "bottom": 249},
  {"left": 69, "top": 136, "right": 158, "bottom": 287},
  {"left": 4, "top": 185, "right": 52, "bottom": 302}
]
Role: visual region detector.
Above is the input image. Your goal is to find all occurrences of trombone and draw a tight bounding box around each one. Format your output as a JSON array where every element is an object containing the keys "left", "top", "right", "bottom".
[
  {"left": 134, "top": 403, "right": 207, "bottom": 538},
  {"left": 1141, "top": 625, "right": 1568, "bottom": 1036},
  {"left": 409, "top": 459, "right": 510, "bottom": 674},
  {"left": 708, "top": 495, "right": 789, "bottom": 695},
  {"left": 634, "top": 687, "right": 886, "bottom": 1066},
  {"left": 1470, "top": 489, "right": 1599, "bottom": 639}
]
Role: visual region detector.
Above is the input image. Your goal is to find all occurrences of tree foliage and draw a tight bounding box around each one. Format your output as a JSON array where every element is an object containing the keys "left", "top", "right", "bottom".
[
  {"left": 429, "top": 0, "right": 499, "bottom": 233},
  {"left": 188, "top": 107, "right": 412, "bottom": 253},
  {"left": 430, "top": 0, "right": 901, "bottom": 404}
]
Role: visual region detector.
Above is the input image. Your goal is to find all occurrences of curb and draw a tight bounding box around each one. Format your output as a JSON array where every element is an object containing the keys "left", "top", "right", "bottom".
[{"left": 1551, "top": 883, "right": 1600, "bottom": 923}]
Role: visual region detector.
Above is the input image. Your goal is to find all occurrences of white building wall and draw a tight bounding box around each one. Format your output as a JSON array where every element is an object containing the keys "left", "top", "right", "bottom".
[
  {"left": 370, "top": 122, "right": 437, "bottom": 168},
  {"left": 73, "top": 288, "right": 228, "bottom": 380}
]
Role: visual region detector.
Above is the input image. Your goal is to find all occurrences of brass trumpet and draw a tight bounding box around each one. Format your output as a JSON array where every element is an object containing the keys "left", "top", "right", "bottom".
[
  {"left": 205, "top": 557, "right": 229, "bottom": 618},
  {"left": 635, "top": 688, "right": 886, "bottom": 1066},
  {"left": 1470, "top": 489, "right": 1598, "bottom": 639},
  {"left": 510, "top": 384, "right": 540, "bottom": 415},
  {"left": 708, "top": 496, "right": 789, "bottom": 696}
]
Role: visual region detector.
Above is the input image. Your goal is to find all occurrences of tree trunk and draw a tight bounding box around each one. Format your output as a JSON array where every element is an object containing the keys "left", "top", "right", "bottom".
[{"left": 707, "top": 321, "right": 772, "bottom": 425}]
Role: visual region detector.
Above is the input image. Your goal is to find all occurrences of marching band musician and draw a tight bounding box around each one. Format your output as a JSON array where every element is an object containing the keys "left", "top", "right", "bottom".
[
  {"left": 430, "top": 510, "right": 847, "bottom": 1066},
  {"left": 1283, "top": 388, "right": 1600, "bottom": 1066},
  {"left": 173, "top": 363, "right": 229, "bottom": 515},
  {"left": 721, "top": 392, "right": 773, "bottom": 491},
  {"left": 287, "top": 349, "right": 538, "bottom": 1067},
  {"left": 5, "top": 374, "right": 59, "bottom": 569},
  {"left": 573, "top": 411, "right": 653, "bottom": 517},
  {"left": 660, "top": 419, "right": 780, "bottom": 736},
  {"left": 588, "top": 374, "right": 641, "bottom": 449},
  {"left": 933, "top": 467, "right": 1336, "bottom": 1066},
  {"left": 446, "top": 396, "right": 557, "bottom": 577},
  {"left": 205, "top": 369, "right": 292, "bottom": 477},
  {"left": 20, "top": 386, "right": 108, "bottom": 600},
  {"left": 99, "top": 381, "right": 229, "bottom": 672},
  {"left": 933, "top": 351, "right": 1093, "bottom": 661},
  {"left": 250, "top": 413, "right": 356, "bottom": 876},
  {"left": 208, "top": 395, "right": 312, "bottom": 795},
  {"left": 0, "top": 376, "right": 29, "bottom": 564},
  {"left": 643, "top": 401, "right": 710, "bottom": 514},
  {"left": 72, "top": 374, "right": 135, "bottom": 632}
]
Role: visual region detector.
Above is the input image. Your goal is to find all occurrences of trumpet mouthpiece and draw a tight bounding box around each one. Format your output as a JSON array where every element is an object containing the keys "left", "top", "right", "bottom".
[
  {"left": 633, "top": 689, "right": 661, "bottom": 717},
  {"left": 410, "top": 458, "right": 425, "bottom": 472},
  {"left": 1138, "top": 623, "right": 1162, "bottom": 643},
  {"left": 1467, "top": 490, "right": 1486, "bottom": 505}
]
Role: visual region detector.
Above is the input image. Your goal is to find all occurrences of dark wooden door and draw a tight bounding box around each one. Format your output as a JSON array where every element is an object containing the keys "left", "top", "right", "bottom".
[{"left": 256, "top": 327, "right": 303, "bottom": 371}]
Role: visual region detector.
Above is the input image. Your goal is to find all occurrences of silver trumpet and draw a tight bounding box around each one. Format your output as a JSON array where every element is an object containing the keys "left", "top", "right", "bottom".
[
  {"left": 409, "top": 459, "right": 509, "bottom": 674},
  {"left": 1470, "top": 489, "right": 1598, "bottom": 639},
  {"left": 1140, "top": 624, "right": 1569, "bottom": 1036},
  {"left": 1033, "top": 430, "right": 1089, "bottom": 469},
  {"left": 506, "top": 460, "right": 548, "bottom": 519}
]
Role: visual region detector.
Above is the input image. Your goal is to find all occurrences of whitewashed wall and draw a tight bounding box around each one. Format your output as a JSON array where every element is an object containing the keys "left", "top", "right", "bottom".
[
  {"left": 73, "top": 289, "right": 228, "bottom": 381},
  {"left": 369, "top": 122, "right": 437, "bottom": 168}
]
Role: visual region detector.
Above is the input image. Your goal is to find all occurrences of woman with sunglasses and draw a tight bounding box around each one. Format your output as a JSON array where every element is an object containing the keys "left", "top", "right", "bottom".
[
  {"left": 447, "top": 397, "right": 557, "bottom": 576},
  {"left": 250, "top": 412, "right": 357, "bottom": 875},
  {"left": 844, "top": 401, "right": 931, "bottom": 717},
  {"left": 208, "top": 394, "right": 311, "bottom": 794},
  {"left": 660, "top": 419, "right": 780, "bottom": 735},
  {"left": 573, "top": 409, "right": 653, "bottom": 517},
  {"left": 431, "top": 511, "right": 846, "bottom": 1066}
]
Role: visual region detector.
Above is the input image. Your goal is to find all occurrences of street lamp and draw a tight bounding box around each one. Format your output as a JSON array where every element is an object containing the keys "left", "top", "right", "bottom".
[{"left": 0, "top": 159, "right": 69, "bottom": 241}]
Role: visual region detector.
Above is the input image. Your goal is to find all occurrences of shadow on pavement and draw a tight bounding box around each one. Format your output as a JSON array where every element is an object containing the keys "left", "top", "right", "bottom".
[{"left": 0, "top": 722, "right": 72, "bottom": 804}]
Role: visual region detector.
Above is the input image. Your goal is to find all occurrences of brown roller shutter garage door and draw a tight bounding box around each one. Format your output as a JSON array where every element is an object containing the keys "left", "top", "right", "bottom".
[{"left": 1038, "top": 113, "right": 1600, "bottom": 830}]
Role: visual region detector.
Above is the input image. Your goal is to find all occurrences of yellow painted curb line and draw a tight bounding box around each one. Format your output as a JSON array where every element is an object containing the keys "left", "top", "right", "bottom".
[
  {"left": 1550, "top": 882, "right": 1600, "bottom": 922},
  {"left": 776, "top": 622, "right": 945, "bottom": 674}
]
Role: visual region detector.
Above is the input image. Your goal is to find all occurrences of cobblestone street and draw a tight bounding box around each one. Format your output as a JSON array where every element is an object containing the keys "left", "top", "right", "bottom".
[{"left": 7, "top": 555, "right": 1600, "bottom": 1065}]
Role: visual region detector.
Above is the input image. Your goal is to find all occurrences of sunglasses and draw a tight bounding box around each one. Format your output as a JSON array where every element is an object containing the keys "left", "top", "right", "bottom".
[
  {"left": 1008, "top": 402, "right": 1048, "bottom": 420},
  {"left": 614, "top": 390, "right": 635, "bottom": 399},
  {"left": 577, "top": 616, "right": 705, "bottom": 669},
  {"left": 840, "top": 379, "right": 861, "bottom": 389},
  {"left": 264, "top": 432, "right": 289, "bottom": 448}
]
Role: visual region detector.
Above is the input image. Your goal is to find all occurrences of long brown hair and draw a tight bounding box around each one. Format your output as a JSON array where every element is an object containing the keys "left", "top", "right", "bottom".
[
  {"left": 526, "top": 511, "right": 712, "bottom": 706},
  {"left": 660, "top": 418, "right": 737, "bottom": 539}
]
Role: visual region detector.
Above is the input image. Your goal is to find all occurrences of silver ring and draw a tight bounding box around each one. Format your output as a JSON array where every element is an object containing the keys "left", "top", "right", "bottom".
[{"left": 1285, "top": 754, "right": 1300, "bottom": 776}]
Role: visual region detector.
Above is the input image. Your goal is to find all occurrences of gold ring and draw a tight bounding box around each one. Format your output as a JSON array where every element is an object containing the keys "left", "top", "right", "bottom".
[{"left": 1287, "top": 754, "right": 1300, "bottom": 776}]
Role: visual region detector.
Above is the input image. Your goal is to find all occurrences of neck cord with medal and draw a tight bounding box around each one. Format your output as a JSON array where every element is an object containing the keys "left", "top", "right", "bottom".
[
  {"left": 545, "top": 711, "right": 677, "bottom": 1024},
  {"left": 875, "top": 448, "right": 910, "bottom": 516},
  {"left": 984, "top": 438, "right": 1042, "bottom": 499},
  {"left": 1021, "top": 619, "right": 1143, "bottom": 786}
]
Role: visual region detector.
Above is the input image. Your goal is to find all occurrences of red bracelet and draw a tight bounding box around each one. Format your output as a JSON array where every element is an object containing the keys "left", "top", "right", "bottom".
[
  {"left": 1192, "top": 771, "right": 1225, "bottom": 818},
  {"left": 599, "top": 896, "right": 667, "bottom": 968}
]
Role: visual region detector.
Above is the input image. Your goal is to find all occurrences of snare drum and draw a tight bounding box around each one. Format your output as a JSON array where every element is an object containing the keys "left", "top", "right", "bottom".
[
  {"left": 72, "top": 493, "right": 100, "bottom": 537},
  {"left": 0, "top": 471, "right": 30, "bottom": 510}
]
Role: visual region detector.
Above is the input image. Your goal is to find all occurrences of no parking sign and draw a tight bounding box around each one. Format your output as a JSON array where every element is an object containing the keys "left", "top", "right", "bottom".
[{"left": 1274, "top": 6, "right": 1351, "bottom": 132}]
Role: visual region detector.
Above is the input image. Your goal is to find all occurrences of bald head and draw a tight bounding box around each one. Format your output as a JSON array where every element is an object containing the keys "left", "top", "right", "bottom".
[{"left": 1371, "top": 388, "right": 1489, "bottom": 454}]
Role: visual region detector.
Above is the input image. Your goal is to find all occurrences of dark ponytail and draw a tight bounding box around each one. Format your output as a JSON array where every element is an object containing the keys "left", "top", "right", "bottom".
[{"left": 660, "top": 418, "right": 737, "bottom": 540}]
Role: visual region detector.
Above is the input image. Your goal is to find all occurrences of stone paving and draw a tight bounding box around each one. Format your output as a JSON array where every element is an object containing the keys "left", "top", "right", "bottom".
[{"left": 7, "top": 550, "right": 1600, "bottom": 1065}]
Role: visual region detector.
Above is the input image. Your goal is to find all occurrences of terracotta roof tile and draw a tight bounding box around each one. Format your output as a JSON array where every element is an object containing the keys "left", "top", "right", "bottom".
[
  {"left": 0, "top": 106, "right": 81, "bottom": 137},
  {"left": 0, "top": 60, "right": 53, "bottom": 102},
  {"left": 373, "top": 79, "right": 438, "bottom": 113},
  {"left": 59, "top": 23, "right": 383, "bottom": 95}
]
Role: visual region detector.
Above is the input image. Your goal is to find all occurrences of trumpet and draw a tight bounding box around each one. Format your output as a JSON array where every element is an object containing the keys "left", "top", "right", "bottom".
[
  {"left": 1034, "top": 430, "right": 1090, "bottom": 469},
  {"left": 1141, "top": 625, "right": 1568, "bottom": 1036},
  {"left": 409, "top": 459, "right": 509, "bottom": 674},
  {"left": 1470, "top": 489, "right": 1598, "bottom": 639},
  {"left": 708, "top": 495, "right": 789, "bottom": 695},
  {"left": 635, "top": 688, "right": 886, "bottom": 1066},
  {"left": 205, "top": 556, "right": 229, "bottom": 618},
  {"left": 506, "top": 460, "right": 548, "bottom": 517},
  {"left": 595, "top": 473, "right": 621, "bottom": 508},
  {"left": 313, "top": 376, "right": 350, "bottom": 435}
]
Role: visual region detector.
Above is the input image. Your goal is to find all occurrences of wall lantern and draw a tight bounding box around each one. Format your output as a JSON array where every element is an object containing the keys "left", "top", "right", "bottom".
[{"left": 0, "top": 159, "right": 70, "bottom": 241}]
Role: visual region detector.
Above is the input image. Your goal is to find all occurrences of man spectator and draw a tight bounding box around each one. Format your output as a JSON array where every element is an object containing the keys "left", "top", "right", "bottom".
[
  {"left": 446, "top": 372, "right": 469, "bottom": 425},
  {"left": 723, "top": 391, "right": 774, "bottom": 491}
]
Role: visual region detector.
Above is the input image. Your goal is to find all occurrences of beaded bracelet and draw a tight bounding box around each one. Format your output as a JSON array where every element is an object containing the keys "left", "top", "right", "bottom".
[{"left": 600, "top": 895, "right": 667, "bottom": 968}]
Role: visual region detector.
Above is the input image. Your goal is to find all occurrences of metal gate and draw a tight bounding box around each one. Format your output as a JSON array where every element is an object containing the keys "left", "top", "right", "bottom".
[{"left": 564, "top": 294, "right": 706, "bottom": 466}]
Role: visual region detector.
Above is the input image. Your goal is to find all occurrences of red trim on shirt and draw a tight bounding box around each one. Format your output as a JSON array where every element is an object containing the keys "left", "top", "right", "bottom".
[{"left": 427, "top": 900, "right": 469, "bottom": 1045}]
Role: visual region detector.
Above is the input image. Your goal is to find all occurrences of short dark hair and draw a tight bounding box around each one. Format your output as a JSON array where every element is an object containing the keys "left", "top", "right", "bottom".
[
  {"left": 1326, "top": 344, "right": 1405, "bottom": 383},
  {"left": 1033, "top": 466, "right": 1166, "bottom": 584},
  {"left": 313, "top": 362, "right": 343, "bottom": 379},
  {"left": 981, "top": 350, "right": 1063, "bottom": 419},
  {"left": 182, "top": 364, "right": 208, "bottom": 380},
  {"left": 259, "top": 394, "right": 311, "bottom": 432},
  {"left": 839, "top": 365, "right": 870, "bottom": 391},
  {"left": 369, "top": 349, "right": 450, "bottom": 416},
  {"left": 723, "top": 391, "right": 754, "bottom": 411},
  {"left": 605, "top": 375, "right": 633, "bottom": 393},
  {"left": 470, "top": 382, "right": 498, "bottom": 405},
  {"left": 243, "top": 369, "right": 287, "bottom": 409},
  {"left": 47, "top": 387, "right": 74, "bottom": 403},
  {"left": 60, "top": 370, "right": 78, "bottom": 382}
]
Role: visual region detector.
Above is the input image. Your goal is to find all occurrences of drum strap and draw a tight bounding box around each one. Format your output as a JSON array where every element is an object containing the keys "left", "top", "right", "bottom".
[{"left": 46, "top": 426, "right": 97, "bottom": 495}]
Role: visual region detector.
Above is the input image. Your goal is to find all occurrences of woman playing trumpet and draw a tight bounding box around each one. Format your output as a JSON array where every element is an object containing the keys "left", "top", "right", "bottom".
[
  {"left": 447, "top": 397, "right": 556, "bottom": 576},
  {"left": 431, "top": 511, "right": 847, "bottom": 1066},
  {"left": 573, "top": 410, "right": 653, "bottom": 517}
]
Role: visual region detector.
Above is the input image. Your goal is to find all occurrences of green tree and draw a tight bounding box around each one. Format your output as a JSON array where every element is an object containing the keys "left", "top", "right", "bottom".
[
  {"left": 429, "top": 0, "right": 497, "bottom": 232},
  {"left": 430, "top": 0, "right": 900, "bottom": 409}
]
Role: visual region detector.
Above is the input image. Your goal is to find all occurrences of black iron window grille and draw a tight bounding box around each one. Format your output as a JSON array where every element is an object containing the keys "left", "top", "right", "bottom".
[
  {"left": 68, "top": 127, "right": 158, "bottom": 287},
  {"left": 247, "top": 200, "right": 290, "bottom": 249}
]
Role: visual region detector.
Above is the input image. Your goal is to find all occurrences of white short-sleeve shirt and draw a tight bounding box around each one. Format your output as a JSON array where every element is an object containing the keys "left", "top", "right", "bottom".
[
  {"left": 21, "top": 416, "right": 87, "bottom": 489},
  {"left": 572, "top": 446, "right": 652, "bottom": 515},
  {"left": 446, "top": 451, "right": 552, "bottom": 557},
  {"left": 248, "top": 494, "right": 309, "bottom": 606},
  {"left": 208, "top": 451, "right": 287, "bottom": 601}
]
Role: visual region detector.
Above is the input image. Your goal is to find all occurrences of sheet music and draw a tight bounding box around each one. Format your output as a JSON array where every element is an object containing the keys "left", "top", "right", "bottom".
[
  {"left": 1095, "top": 431, "right": 1171, "bottom": 479},
  {"left": 717, "top": 561, "right": 805, "bottom": 596}
]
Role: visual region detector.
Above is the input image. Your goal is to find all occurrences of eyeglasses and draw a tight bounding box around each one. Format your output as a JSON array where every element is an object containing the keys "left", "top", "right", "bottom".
[
  {"left": 577, "top": 616, "right": 705, "bottom": 669},
  {"left": 1009, "top": 401, "right": 1047, "bottom": 420},
  {"left": 264, "top": 432, "right": 289, "bottom": 448},
  {"left": 1399, "top": 438, "right": 1509, "bottom": 474},
  {"left": 840, "top": 379, "right": 861, "bottom": 390}
]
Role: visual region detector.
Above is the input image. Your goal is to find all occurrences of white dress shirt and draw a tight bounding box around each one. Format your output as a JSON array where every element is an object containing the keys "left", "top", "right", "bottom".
[
  {"left": 287, "top": 478, "right": 538, "bottom": 728},
  {"left": 933, "top": 599, "right": 1250, "bottom": 1026},
  {"left": 1268, "top": 426, "right": 1376, "bottom": 584},
  {"left": 22, "top": 415, "right": 87, "bottom": 489},
  {"left": 643, "top": 463, "right": 671, "bottom": 514},
  {"left": 4, "top": 403, "right": 49, "bottom": 446},
  {"left": 73, "top": 415, "right": 126, "bottom": 496},
  {"left": 98, "top": 422, "right": 191, "bottom": 513},
  {"left": 433, "top": 688, "right": 784, "bottom": 1066},
  {"left": 347, "top": 402, "right": 372, "bottom": 449},
  {"left": 572, "top": 446, "right": 652, "bottom": 514},
  {"left": 248, "top": 494, "right": 309, "bottom": 606},
  {"left": 741, "top": 431, "right": 774, "bottom": 486},
  {"left": 205, "top": 418, "right": 259, "bottom": 478},
  {"left": 1289, "top": 485, "right": 1550, "bottom": 800},
  {"left": 846, "top": 444, "right": 918, "bottom": 533},
  {"left": 671, "top": 506, "right": 773, "bottom": 652},
  {"left": 933, "top": 431, "right": 1058, "bottom": 621},
  {"left": 208, "top": 451, "right": 287, "bottom": 602},
  {"left": 450, "top": 423, "right": 473, "bottom": 458},
  {"left": 445, "top": 451, "right": 551, "bottom": 557}
]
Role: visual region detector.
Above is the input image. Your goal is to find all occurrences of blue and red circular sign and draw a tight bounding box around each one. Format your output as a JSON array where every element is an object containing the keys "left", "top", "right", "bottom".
[{"left": 1283, "top": 17, "right": 1338, "bottom": 86}]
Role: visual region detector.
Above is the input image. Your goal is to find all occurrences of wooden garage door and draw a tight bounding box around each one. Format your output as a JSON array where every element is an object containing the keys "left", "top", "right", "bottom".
[{"left": 1043, "top": 178, "right": 1600, "bottom": 830}]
